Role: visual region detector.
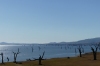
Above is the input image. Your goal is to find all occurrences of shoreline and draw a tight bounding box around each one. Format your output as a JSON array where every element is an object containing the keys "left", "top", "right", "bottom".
[
  {"left": 0, "top": 52, "right": 93, "bottom": 63},
  {"left": 1, "top": 52, "right": 100, "bottom": 66}
]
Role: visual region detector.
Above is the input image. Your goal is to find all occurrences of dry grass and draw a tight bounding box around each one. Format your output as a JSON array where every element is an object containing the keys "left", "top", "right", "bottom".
[{"left": 1, "top": 52, "right": 100, "bottom": 66}]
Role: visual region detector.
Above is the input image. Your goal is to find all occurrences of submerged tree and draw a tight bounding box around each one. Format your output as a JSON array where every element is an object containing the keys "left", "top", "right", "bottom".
[
  {"left": 91, "top": 43, "right": 100, "bottom": 60},
  {"left": 7, "top": 57, "right": 9, "bottom": 62},
  {"left": 75, "top": 48, "right": 77, "bottom": 56},
  {"left": 77, "top": 45, "right": 84, "bottom": 57},
  {"left": 12, "top": 48, "right": 20, "bottom": 63},
  {"left": 31, "top": 47, "right": 34, "bottom": 52},
  {"left": 38, "top": 46, "right": 41, "bottom": 51},
  {"left": 0, "top": 53, "right": 4, "bottom": 64}
]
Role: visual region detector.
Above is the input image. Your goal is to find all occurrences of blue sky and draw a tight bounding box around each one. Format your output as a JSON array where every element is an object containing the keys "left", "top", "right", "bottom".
[{"left": 0, "top": 0, "right": 100, "bottom": 43}]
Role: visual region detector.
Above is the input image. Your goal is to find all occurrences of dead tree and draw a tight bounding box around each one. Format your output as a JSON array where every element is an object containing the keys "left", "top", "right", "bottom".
[
  {"left": 77, "top": 46, "right": 84, "bottom": 57},
  {"left": 0, "top": 53, "right": 4, "bottom": 64},
  {"left": 38, "top": 46, "right": 41, "bottom": 51},
  {"left": 39, "top": 51, "right": 45, "bottom": 65},
  {"left": 12, "top": 48, "right": 20, "bottom": 63},
  {"left": 18, "top": 48, "right": 19, "bottom": 52},
  {"left": 31, "top": 47, "right": 34, "bottom": 52},
  {"left": 34, "top": 51, "right": 45, "bottom": 65},
  {"left": 7, "top": 57, "right": 9, "bottom": 62},
  {"left": 91, "top": 43, "right": 100, "bottom": 60},
  {"left": 75, "top": 48, "right": 77, "bottom": 56},
  {"left": 61, "top": 46, "right": 62, "bottom": 49}
]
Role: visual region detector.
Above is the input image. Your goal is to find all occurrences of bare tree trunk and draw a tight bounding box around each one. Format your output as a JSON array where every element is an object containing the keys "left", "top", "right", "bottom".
[
  {"left": 91, "top": 47, "right": 98, "bottom": 60},
  {"left": 13, "top": 53, "right": 17, "bottom": 63},
  {"left": 13, "top": 48, "right": 20, "bottom": 63},
  {"left": 78, "top": 46, "right": 83, "bottom": 57},
  {"left": 93, "top": 53, "right": 96, "bottom": 60},
  {"left": 0, "top": 53, "right": 4, "bottom": 64},
  {"left": 34, "top": 51, "right": 45, "bottom": 65},
  {"left": 79, "top": 52, "right": 82, "bottom": 57},
  {"left": 39, "top": 56, "right": 42, "bottom": 65},
  {"left": 7, "top": 57, "right": 9, "bottom": 62},
  {"left": 1, "top": 53, "right": 4, "bottom": 64},
  {"left": 31, "top": 47, "right": 34, "bottom": 52}
]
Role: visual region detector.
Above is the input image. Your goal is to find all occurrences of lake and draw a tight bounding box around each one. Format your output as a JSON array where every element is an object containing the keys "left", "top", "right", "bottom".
[{"left": 0, "top": 44, "right": 98, "bottom": 62}]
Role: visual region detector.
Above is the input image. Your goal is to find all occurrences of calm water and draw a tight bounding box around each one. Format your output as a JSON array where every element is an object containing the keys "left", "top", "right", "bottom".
[{"left": 0, "top": 44, "right": 98, "bottom": 62}]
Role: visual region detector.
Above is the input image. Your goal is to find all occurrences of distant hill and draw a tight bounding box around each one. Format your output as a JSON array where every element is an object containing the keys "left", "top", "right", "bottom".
[
  {"left": 0, "top": 37, "right": 100, "bottom": 45},
  {"left": 48, "top": 37, "right": 100, "bottom": 45},
  {"left": 75, "top": 37, "right": 100, "bottom": 44},
  {"left": 0, "top": 42, "right": 8, "bottom": 44}
]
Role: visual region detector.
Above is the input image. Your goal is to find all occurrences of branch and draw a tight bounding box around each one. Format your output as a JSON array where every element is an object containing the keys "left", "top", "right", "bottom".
[
  {"left": 91, "top": 47, "right": 95, "bottom": 53},
  {"left": 41, "top": 51, "right": 45, "bottom": 59}
]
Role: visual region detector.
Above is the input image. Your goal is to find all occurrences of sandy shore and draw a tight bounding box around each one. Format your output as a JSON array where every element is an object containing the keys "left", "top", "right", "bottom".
[{"left": 1, "top": 52, "right": 100, "bottom": 66}]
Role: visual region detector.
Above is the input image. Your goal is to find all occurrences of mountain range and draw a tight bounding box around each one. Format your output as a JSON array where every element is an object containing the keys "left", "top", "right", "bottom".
[
  {"left": 48, "top": 37, "right": 100, "bottom": 45},
  {"left": 0, "top": 37, "right": 100, "bottom": 45}
]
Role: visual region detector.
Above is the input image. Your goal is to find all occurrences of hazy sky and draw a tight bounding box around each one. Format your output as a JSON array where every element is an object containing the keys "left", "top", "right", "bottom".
[{"left": 0, "top": 0, "right": 100, "bottom": 43}]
